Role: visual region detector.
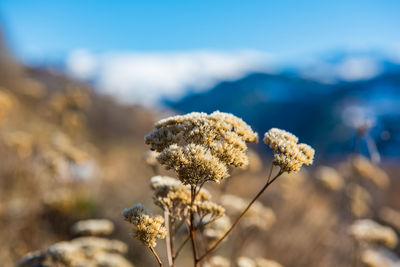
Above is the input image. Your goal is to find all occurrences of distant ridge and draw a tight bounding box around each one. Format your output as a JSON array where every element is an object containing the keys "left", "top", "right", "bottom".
[{"left": 166, "top": 71, "right": 400, "bottom": 159}]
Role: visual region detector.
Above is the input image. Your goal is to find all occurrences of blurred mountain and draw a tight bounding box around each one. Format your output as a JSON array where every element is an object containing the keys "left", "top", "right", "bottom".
[{"left": 166, "top": 54, "right": 400, "bottom": 159}]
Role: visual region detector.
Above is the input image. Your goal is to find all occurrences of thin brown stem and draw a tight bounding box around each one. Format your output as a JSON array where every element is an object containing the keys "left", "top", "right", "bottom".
[
  {"left": 173, "top": 235, "right": 190, "bottom": 260},
  {"left": 190, "top": 185, "right": 200, "bottom": 267},
  {"left": 352, "top": 239, "right": 359, "bottom": 267},
  {"left": 170, "top": 219, "right": 175, "bottom": 263},
  {"left": 149, "top": 247, "right": 163, "bottom": 267},
  {"left": 198, "top": 170, "right": 283, "bottom": 262},
  {"left": 164, "top": 211, "right": 174, "bottom": 267}
]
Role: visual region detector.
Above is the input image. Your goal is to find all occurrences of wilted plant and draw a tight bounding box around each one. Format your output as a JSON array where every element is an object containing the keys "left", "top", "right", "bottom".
[
  {"left": 17, "top": 219, "right": 133, "bottom": 267},
  {"left": 349, "top": 219, "right": 398, "bottom": 249},
  {"left": 315, "top": 166, "right": 344, "bottom": 192},
  {"left": 123, "top": 111, "right": 314, "bottom": 267}
]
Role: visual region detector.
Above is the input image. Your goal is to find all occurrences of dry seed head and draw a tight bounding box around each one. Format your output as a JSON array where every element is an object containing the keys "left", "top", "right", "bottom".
[
  {"left": 150, "top": 175, "right": 212, "bottom": 219},
  {"left": 193, "top": 200, "right": 225, "bottom": 224},
  {"left": 315, "top": 166, "right": 344, "bottom": 191},
  {"left": 145, "top": 111, "right": 258, "bottom": 185},
  {"left": 347, "top": 183, "right": 372, "bottom": 218},
  {"left": 71, "top": 219, "right": 114, "bottom": 236},
  {"left": 278, "top": 170, "right": 308, "bottom": 199},
  {"left": 237, "top": 257, "right": 257, "bottom": 267},
  {"left": 255, "top": 258, "right": 284, "bottom": 267},
  {"left": 352, "top": 156, "right": 390, "bottom": 188},
  {"left": 203, "top": 216, "right": 231, "bottom": 248},
  {"left": 93, "top": 252, "right": 133, "bottom": 267},
  {"left": 152, "top": 183, "right": 191, "bottom": 219},
  {"left": 150, "top": 175, "right": 181, "bottom": 189},
  {"left": 204, "top": 255, "right": 231, "bottom": 267},
  {"left": 46, "top": 241, "right": 86, "bottom": 266},
  {"left": 350, "top": 219, "right": 398, "bottom": 248},
  {"left": 379, "top": 207, "right": 400, "bottom": 233},
  {"left": 263, "top": 128, "right": 314, "bottom": 173},
  {"left": 221, "top": 194, "right": 275, "bottom": 230},
  {"left": 71, "top": 236, "right": 128, "bottom": 255},
  {"left": 237, "top": 257, "right": 284, "bottom": 267},
  {"left": 361, "top": 249, "right": 398, "bottom": 267},
  {"left": 122, "top": 204, "right": 166, "bottom": 247},
  {"left": 18, "top": 227, "right": 132, "bottom": 267},
  {"left": 157, "top": 143, "right": 229, "bottom": 185}
]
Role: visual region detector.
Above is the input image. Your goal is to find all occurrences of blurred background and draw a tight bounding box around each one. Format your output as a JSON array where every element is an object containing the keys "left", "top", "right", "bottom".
[{"left": 1, "top": 1, "right": 400, "bottom": 267}]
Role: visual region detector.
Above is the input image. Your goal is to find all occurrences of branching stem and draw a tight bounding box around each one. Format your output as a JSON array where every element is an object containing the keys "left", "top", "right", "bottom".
[
  {"left": 164, "top": 210, "right": 174, "bottom": 267},
  {"left": 190, "top": 185, "right": 200, "bottom": 267},
  {"left": 173, "top": 235, "right": 190, "bottom": 260},
  {"left": 198, "top": 168, "right": 283, "bottom": 262}
]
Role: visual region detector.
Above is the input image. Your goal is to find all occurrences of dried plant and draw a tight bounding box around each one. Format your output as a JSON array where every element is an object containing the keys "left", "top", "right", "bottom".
[
  {"left": 17, "top": 219, "right": 133, "bottom": 267},
  {"left": 71, "top": 219, "right": 114, "bottom": 236},
  {"left": 350, "top": 219, "right": 398, "bottom": 249},
  {"left": 123, "top": 111, "right": 314, "bottom": 267},
  {"left": 379, "top": 207, "right": 400, "bottom": 233},
  {"left": 237, "top": 256, "right": 284, "bottom": 267},
  {"left": 351, "top": 156, "right": 389, "bottom": 188},
  {"left": 315, "top": 166, "right": 344, "bottom": 191},
  {"left": 361, "top": 248, "right": 400, "bottom": 267}
]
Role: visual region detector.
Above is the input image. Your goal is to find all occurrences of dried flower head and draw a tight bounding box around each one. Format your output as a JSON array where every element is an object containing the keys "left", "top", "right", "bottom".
[
  {"left": 379, "top": 207, "right": 400, "bottom": 233},
  {"left": 350, "top": 219, "right": 398, "bottom": 248},
  {"left": 352, "top": 156, "right": 390, "bottom": 188},
  {"left": 145, "top": 111, "right": 258, "bottom": 185},
  {"left": 193, "top": 200, "right": 225, "bottom": 225},
  {"left": 150, "top": 175, "right": 211, "bottom": 219},
  {"left": 70, "top": 236, "right": 128, "bottom": 255},
  {"left": 150, "top": 175, "right": 182, "bottom": 190},
  {"left": 221, "top": 194, "right": 275, "bottom": 230},
  {"left": 361, "top": 249, "right": 399, "bottom": 267},
  {"left": 204, "top": 255, "right": 231, "bottom": 267},
  {"left": 315, "top": 166, "right": 344, "bottom": 191},
  {"left": 18, "top": 233, "right": 132, "bottom": 267},
  {"left": 157, "top": 144, "right": 230, "bottom": 185},
  {"left": 237, "top": 257, "right": 284, "bottom": 267},
  {"left": 237, "top": 256, "right": 257, "bottom": 267},
  {"left": 263, "top": 128, "right": 314, "bottom": 173},
  {"left": 203, "top": 216, "right": 231, "bottom": 248},
  {"left": 122, "top": 204, "right": 167, "bottom": 247},
  {"left": 255, "top": 257, "right": 284, "bottom": 267},
  {"left": 347, "top": 183, "right": 372, "bottom": 218},
  {"left": 71, "top": 219, "right": 115, "bottom": 236}
]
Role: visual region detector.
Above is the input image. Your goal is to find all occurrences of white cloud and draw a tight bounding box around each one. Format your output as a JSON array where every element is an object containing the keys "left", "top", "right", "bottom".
[
  {"left": 299, "top": 55, "right": 382, "bottom": 83},
  {"left": 66, "top": 49, "right": 98, "bottom": 80},
  {"left": 336, "top": 57, "right": 381, "bottom": 82},
  {"left": 66, "top": 50, "right": 272, "bottom": 106}
]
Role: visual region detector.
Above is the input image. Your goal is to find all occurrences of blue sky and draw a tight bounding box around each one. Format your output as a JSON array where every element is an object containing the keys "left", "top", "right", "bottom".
[
  {"left": 1, "top": 0, "right": 400, "bottom": 63},
  {"left": 1, "top": 1, "right": 400, "bottom": 105}
]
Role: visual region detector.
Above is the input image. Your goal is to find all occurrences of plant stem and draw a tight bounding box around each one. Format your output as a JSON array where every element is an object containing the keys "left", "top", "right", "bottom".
[
  {"left": 164, "top": 210, "right": 174, "bottom": 267},
  {"left": 190, "top": 185, "right": 200, "bottom": 267},
  {"left": 149, "top": 247, "right": 163, "bottom": 267},
  {"left": 173, "top": 235, "right": 190, "bottom": 260},
  {"left": 198, "top": 169, "right": 283, "bottom": 262},
  {"left": 352, "top": 239, "right": 359, "bottom": 267},
  {"left": 170, "top": 219, "right": 175, "bottom": 263}
]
